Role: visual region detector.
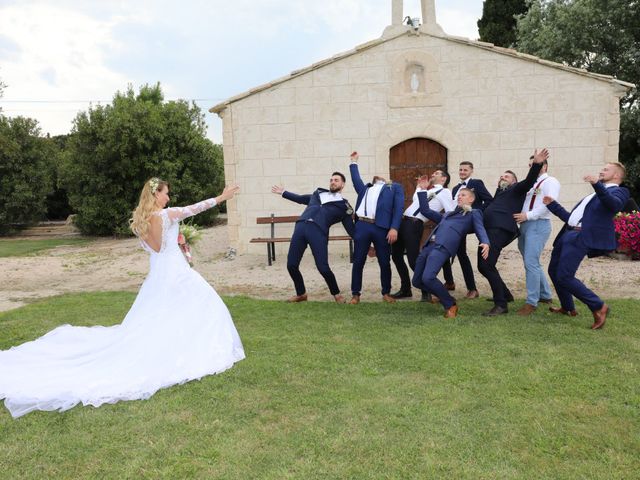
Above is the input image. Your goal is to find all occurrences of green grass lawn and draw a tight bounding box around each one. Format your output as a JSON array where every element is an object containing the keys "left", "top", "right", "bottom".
[
  {"left": 1, "top": 293, "right": 639, "bottom": 479},
  {"left": 0, "top": 238, "right": 91, "bottom": 257}
]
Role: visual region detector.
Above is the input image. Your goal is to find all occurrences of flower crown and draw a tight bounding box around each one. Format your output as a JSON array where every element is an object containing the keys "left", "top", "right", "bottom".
[{"left": 149, "top": 178, "right": 160, "bottom": 193}]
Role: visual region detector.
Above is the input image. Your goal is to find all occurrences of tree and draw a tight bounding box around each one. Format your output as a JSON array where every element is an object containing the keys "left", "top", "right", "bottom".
[
  {"left": 60, "top": 83, "right": 225, "bottom": 236},
  {"left": 516, "top": 0, "right": 640, "bottom": 199},
  {"left": 46, "top": 134, "right": 74, "bottom": 220},
  {"left": 0, "top": 74, "right": 6, "bottom": 112},
  {"left": 478, "top": 0, "right": 530, "bottom": 47},
  {"left": 0, "top": 116, "right": 56, "bottom": 234}
]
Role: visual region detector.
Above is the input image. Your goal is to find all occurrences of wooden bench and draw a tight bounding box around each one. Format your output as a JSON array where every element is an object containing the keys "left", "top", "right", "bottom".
[{"left": 250, "top": 214, "right": 354, "bottom": 266}]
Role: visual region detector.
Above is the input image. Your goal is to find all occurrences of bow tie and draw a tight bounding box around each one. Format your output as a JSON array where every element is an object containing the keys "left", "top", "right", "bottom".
[{"left": 458, "top": 181, "right": 467, "bottom": 186}]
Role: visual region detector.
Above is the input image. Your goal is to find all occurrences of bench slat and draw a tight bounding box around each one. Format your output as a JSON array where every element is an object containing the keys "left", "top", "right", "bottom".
[
  {"left": 250, "top": 236, "right": 351, "bottom": 243},
  {"left": 256, "top": 216, "right": 299, "bottom": 224}
]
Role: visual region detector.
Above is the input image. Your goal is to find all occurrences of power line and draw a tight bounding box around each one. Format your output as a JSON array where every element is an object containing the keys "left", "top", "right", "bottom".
[{"left": 0, "top": 98, "right": 224, "bottom": 104}]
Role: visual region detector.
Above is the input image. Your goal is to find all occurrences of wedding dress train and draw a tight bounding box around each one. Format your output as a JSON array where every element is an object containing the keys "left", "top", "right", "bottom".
[{"left": 0, "top": 200, "right": 245, "bottom": 418}]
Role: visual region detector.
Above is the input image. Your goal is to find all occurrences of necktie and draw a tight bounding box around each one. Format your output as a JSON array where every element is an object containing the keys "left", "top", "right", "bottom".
[{"left": 363, "top": 188, "right": 370, "bottom": 217}]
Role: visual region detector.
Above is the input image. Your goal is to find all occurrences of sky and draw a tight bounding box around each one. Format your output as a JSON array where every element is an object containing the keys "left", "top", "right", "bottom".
[{"left": 0, "top": 0, "right": 484, "bottom": 143}]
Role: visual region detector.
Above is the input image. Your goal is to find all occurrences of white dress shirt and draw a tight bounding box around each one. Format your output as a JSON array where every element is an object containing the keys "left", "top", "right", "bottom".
[
  {"left": 404, "top": 185, "right": 455, "bottom": 221},
  {"left": 521, "top": 173, "right": 562, "bottom": 220},
  {"left": 568, "top": 183, "right": 618, "bottom": 227},
  {"left": 355, "top": 181, "right": 385, "bottom": 219},
  {"left": 319, "top": 191, "right": 344, "bottom": 204},
  {"left": 454, "top": 178, "right": 471, "bottom": 202}
]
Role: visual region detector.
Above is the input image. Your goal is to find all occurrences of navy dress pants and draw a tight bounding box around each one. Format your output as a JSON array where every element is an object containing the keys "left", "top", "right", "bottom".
[
  {"left": 287, "top": 221, "right": 340, "bottom": 296},
  {"left": 351, "top": 221, "right": 392, "bottom": 296},
  {"left": 412, "top": 243, "right": 455, "bottom": 309},
  {"left": 548, "top": 230, "right": 604, "bottom": 312},
  {"left": 477, "top": 227, "right": 515, "bottom": 308}
]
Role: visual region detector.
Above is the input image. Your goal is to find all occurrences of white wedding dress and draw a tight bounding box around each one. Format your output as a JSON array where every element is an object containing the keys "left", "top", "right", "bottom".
[{"left": 0, "top": 199, "right": 245, "bottom": 418}]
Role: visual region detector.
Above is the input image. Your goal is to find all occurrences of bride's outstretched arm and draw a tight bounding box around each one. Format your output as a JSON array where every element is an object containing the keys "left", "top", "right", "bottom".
[{"left": 167, "top": 185, "right": 240, "bottom": 222}]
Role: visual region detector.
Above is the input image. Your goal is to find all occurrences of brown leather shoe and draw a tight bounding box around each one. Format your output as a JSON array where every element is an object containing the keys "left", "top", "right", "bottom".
[
  {"left": 539, "top": 298, "right": 553, "bottom": 304},
  {"left": 334, "top": 294, "right": 346, "bottom": 304},
  {"left": 549, "top": 306, "right": 578, "bottom": 316},
  {"left": 444, "top": 304, "right": 458, "bottom": 318},
  {"left": 382, "top": 294, "right": 397, "bottom": 304},
  {"left": 591, "top": 304, "right": 609, "bottom": 330},
  {"left": 445, "top": 282, "right": 456, "bottom": 291},
  {"left": 517, "top": 303, "right": 537, "bottom": 316},
  {"left": 465, "top": 289, "right": 479, "bottom": 299},
  {"left": 287, "top": 294, "right": 308, "bottom": 303},
  {"left": 349, "top": 295, "right": 360, "bottom": 305}
]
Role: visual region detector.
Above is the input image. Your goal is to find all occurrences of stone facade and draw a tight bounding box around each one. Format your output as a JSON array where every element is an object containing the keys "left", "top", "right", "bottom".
[{"left": 212, "top": 26, "right": 632, "bottom": 255}]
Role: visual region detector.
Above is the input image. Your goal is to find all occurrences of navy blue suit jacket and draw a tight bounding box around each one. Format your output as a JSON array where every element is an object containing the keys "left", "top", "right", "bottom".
[
  {"left": 482, "top": 162, "right": 543, "bottom": 235},
  {"left": 350, "top": 164, "right": 404, "bottom": 231},
  {"left": 418, "top": 191, "right": 490, "bottom": 257},
  {"left": 282, "top": 188, "right": 355, "bottom": 237},
  {"left": 547, "top": 181, "right": 629, "bottom": 257},
  {"left": 451, "top": 178, "right": 492, "bottom": 210}
]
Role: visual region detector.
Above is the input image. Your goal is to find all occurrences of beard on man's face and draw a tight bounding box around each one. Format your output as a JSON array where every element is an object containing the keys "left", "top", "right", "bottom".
[
  {"left": 498, "top": 179, "right": 510, "bottom": 190},
  {"left": 329, "top": 185, "right": 342, "bottom": 193}
]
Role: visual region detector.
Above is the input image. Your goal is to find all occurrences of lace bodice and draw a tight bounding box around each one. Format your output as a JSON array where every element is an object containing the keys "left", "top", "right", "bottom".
[{"left": 141, "top": 198, "right": 217, "bottom": 254}]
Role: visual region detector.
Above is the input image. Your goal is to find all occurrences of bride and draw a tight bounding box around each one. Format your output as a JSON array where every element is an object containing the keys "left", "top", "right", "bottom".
[{"left": 0, "top": 178, "right": 245, "bottom": 418}]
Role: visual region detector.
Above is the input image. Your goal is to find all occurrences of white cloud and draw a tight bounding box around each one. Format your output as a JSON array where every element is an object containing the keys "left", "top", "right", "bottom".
[
  {"left": 0, "top": 3, "right": 133, "bottom": 134},
  {"left": 0, "top": 0, "right": 484, "bottom": 140}
]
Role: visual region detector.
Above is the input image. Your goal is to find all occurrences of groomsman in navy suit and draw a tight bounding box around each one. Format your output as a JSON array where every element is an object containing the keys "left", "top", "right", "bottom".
[
  {"left": 349, "top": 152, "right": 404, "bottom": 304},
  {"left": 412, "top": 188, "right": 490, "bottom": 318},
  {"left": 451, "top": 162, "right": 493, "bottom": 298},
  {"left": 478, "top": 149, "right": 549, "bottom": 316},
  {"left": 390, "top": 170, "right": 455, "bottom": 302},
  {"left": 543, "top": 162, "right": 630, "bottom": 329},
  {"left": 272, "top": 172, "right": 355, "bottom": 303}
]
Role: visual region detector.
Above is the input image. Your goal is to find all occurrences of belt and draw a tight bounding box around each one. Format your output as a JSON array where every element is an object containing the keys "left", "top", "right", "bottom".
[
  {"left": 358, "top": 216, "right": 375, "bottom": 224},
  {"left": 567, "top": 225, "right": 582, "bottom": 231},
  {"left": 403, "top": 215, "right": 424, "bottom": 223}
]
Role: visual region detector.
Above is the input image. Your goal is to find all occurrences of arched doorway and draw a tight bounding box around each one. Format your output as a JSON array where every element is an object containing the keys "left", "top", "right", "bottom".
[{"left": 389, "top": 137, "right": 448, "bottom": 209}]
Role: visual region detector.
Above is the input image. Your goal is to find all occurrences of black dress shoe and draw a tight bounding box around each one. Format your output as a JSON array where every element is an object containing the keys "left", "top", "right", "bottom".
[
  {"left": 539, "top": 298, "right": 553, "bottom": 304},
  {"left": 482, "top": 305, "right": 509, "bottom": 316},
  {"left": 420, "top": 291, "right": 432, "bottom": 303},
  {"left": 390, "top": 290, "right": 412, "bottom": 299},
  {"left": 486, "top": 296, "right": 514, "bottom": 303}
]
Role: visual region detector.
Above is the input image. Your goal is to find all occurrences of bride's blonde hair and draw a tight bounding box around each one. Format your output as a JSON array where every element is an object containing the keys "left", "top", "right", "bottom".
[{"left": 130, "top": 177, "right": 169, "bottom": 238}]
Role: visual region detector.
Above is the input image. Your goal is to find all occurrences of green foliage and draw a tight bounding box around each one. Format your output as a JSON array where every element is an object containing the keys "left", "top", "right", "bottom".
[
  {"left": 478, "top": 0, "right": 530, "bottom": 47},
  {"left": 45, "top": 134, "right": 74, "bottom": 220},
  {"left": 516, "top": 0, "right": 640, "bottom": 198},
  {"left": 0, "top": 116, "right": 56, "bottom": 234},
  {"left": 59, "top": 83, "right": 224, "bottom": 236},
  {"left": 1, "top": 293, "right": 639, "bottom": 477}
]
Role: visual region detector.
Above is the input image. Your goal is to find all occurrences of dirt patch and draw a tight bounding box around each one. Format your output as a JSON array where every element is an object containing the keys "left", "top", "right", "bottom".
[{"left": 1, "top": 224, "right": 639, "bottom": 312}]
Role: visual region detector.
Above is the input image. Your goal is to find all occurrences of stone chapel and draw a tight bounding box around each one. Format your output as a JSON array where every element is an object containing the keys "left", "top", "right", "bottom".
[{"left": 210, "top": 0, "right": 633, "bottom": 255}]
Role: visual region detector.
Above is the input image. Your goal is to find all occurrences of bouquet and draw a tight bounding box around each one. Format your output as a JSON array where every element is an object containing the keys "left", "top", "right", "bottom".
[
  {"left": 614, "top": 211, "right": 640, "bottom": 259},
  {"left": 178, "top": 224, "right": 203, "bottom": 266}
]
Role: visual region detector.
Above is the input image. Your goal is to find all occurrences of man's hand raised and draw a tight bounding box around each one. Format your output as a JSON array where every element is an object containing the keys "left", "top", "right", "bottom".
[
  {"left": 350, "top": 151, "right": 359, "bottom": 163},
  {"left": 271, "top": 185, "right": 284, "bottom": 195},
  {"left": 532, "top": 148, "right": 550, "bottom": 164},
  {"left": 583, "top": 174, "right": 599, "bottom": 185}
]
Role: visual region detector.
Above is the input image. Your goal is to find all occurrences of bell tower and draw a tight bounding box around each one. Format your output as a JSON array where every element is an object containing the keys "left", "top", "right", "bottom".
[{"left": 383, "top": 0, "right": 444, "bottom": 37}]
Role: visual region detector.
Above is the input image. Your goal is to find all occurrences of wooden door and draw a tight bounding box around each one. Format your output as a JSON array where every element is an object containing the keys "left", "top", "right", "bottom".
[{"left": 389, "top": 137, "right": 448, "bottom": 240}]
